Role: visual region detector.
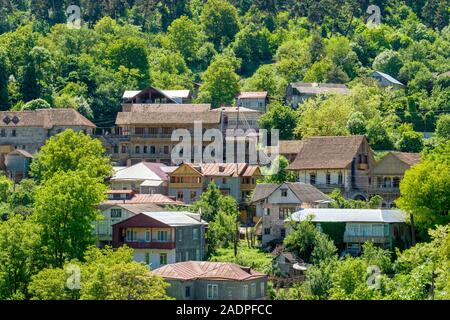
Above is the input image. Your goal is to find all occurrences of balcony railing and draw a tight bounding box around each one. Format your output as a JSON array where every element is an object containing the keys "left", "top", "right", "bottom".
[
  {"left": 343, "top": 235, "right": 389, "bottom": 244},
  {"left": 117, "top": 240, "right": 176, "bottom": 250}
]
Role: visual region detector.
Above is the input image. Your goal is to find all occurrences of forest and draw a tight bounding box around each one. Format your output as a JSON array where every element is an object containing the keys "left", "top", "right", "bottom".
[{"left": 0, "top": 0, "right": 448, "bottom": 152}]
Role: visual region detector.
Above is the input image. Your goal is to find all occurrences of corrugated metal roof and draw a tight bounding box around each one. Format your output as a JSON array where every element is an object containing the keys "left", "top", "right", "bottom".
[
  {"left": 160, "top": 90, "right": 191, "bottom": 98},
  {"left": 372, "top": 71, "right": 405, "bottom": 86},
  {"left": 142, "top": 211, "right": 206, "bottom": 226},
  {"left": 289, "top": 208, "right": 407, "bottom": 223},
  {"left": 111, "top": 162, "right": 168, "bottom": 181}
]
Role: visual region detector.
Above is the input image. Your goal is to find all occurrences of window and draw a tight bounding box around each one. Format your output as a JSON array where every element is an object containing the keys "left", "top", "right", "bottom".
[
  {"left": 135, "top": 146, "right": 140, "bottom": 154},
  {"left": 135, "top": 127, "right": 145, "bottom": 135},
  {"left": 222, "top": 177, "right": 227, "bottom": 184},
  {"left": 110, "top": 208, "right": 122, "bottom": 218},
  {"left": 265, "top": 208, "right": 271, "bottom": 216},
  {"left": 280, "top": 188, "right": 288, "bottom": 197},
  {"left": 121, "top": 145, "right": 127, "bottom": 154},
  {"left": 207, "top": 284, "right": 218, "bottom": 299},
  {"left": 309, "top": 173, "right": 316, "bottom": 185},
  {"left": 150, "top": 145, "right": 156, "bottom": 154},
  {"left": 279, "top": 208, "right": 293, "bottom": 219},
  {"left": 338, "top": 172, "right": 343, "bottom": 185},
  {"left": 393, "top": 177, "right": 400, "bottom": 188},
  {"left": 372, "top": 224, "right": 383, "bottom": 237},
  {"left": 251, "top": 283, "right": 257, "bottom": 298},
  {"left": 196, "top": 249, "right": 201, "bottom": 261},
  {"left": 190, "top": 191, "right": 197, "bottom": 202},
  {"left": 280, "top": 228, "right": 286, "bottom": 238},
  {"left": 264, "top": 228, "right": 271, "bottom": 235},
  {"left": 260, "top": 282, "right": 265, "bottom": 296},
  {"left": 177, "top": 191, "right": 184, "bottom": 201},
  {"left": 157, "top": 230, "right": 169, "bottom": 241},
  {"left": 185, "top": 251, "right": 189, "bottom": 261},
  {"left": 11, "top": 129, "right": 16, "bottom": 137},
  {"left": 193, "top": 228, "right": 199, "bottom": 240},
  {"left": 163, "top": 145, "right": 170, "bottom": 154},
  {"left": 242, "top": 285, "right": 248, "bottom": 299},
  {"left": 143, "top": 146, "right": 148, "bottom": 154},
  {"left": 145, "top": 253, "right": 150, "bottom": 265},
  {"left": 178, "top": 229, "right": 182, "bottom": 242},
  {"left": 0, "top": 129, "right": 5, "bottom": 137},
  {"left": 126, "top": 229, "right": 137, "bottom": 241},
  {"left": 113, "top": 145, "right": 119, "bottom": 154},
  {"left": 159, "top": 253, "right": 167, "bottom": 265},
  {"left": 145, "top": 230, "right": 151, "bottom": 242},
  {"left": 185, "top": 286, "right": 191, "bottom": 298},
  {"left": 326, "top": 173, "right": 331, "bottom": 185}
]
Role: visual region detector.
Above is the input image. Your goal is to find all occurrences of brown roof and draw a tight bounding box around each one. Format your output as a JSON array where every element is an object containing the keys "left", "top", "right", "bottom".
[
  {"left": 202, "top": 163, "right": 259, "bottom": 177},
  {"left": 104, "top": 193, "right": 184, "bottom": 206},
  {"left": 279, "top": 140, "right": 303, "bottom": 154},
  {"left": 151, "top": 261, "right": 266, "bottom": 281},
  {"left": 237, "top": 92, "right": 268, "bottom": 99},
  {"left": 390, "top": 152, "right": 421, "bottom": 166},
  {"left": 116, "top": 104, "right": 220, "bottom": 125},
  {"left": 7, "top": 149, "right": 33, "bottom": 158},
  {"left": 290, "top": 82, "right": 350, "bottom": 95},
  {"left": 100, "top": 202, "right": 164, "bottom": 214},
  {"left": 251, "top": 182, "right": 331, "bottom": 203},
  {"left": 0, "top": 109, "right": 96, "bottom": 128},
  {"left": 288, "top": 135, "right": 366, "bottom": 170}
]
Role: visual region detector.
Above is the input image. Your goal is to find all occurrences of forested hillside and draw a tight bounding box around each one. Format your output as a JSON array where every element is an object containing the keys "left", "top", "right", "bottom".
[{"left": 0, "top": 0, "right": 448, "bottom": 151}]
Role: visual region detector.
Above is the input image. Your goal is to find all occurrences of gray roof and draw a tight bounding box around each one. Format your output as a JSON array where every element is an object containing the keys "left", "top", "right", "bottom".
[
  {"left": 100, "top": 203, "right": 163, "bottom": 214},
  {"left": 290, "top": 82, "right": 350, "bottom": 95},
  {"left": 142, "top": 211, "right": 207, "bottom": 226},
  {"left": 371, "top": 71, "right": 404, "bottom": 86},
  {"left": 251, "top": 182, "right": 332, "bottom": 204},
  {"left": 289, "top": 208, "right": 407, "bottom": 223}
]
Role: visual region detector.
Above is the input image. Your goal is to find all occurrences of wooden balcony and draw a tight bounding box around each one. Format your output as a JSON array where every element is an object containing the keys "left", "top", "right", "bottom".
[
  {"left": 343, "top": 235, "right": 389, "bottom": 244},
  {"left": 241, "top": 183, "right": 256, "bottom": 191}
]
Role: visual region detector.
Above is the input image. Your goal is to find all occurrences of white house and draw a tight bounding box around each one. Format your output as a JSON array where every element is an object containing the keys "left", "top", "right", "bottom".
[{"left": 236, "top": 91, "right": 269, "bottom": 113}]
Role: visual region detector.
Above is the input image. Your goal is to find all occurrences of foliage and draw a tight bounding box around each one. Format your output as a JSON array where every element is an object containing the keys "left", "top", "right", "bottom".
[
  {"left": 261, "top": 155, "right": 297, "bottom": 184},
  {"left": 258, "top": 103, "right": 299, "bottom": 140}
]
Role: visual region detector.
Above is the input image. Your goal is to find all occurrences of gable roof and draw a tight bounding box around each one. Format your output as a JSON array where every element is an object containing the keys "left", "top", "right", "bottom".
[
  {"left": 142, "top": 211, "right": 205, "bottom": 226},
  {"left": 111, "top": 162, "right": 168, "bottom": 181},
  {"left": 0, "top": 109, "right": 96, "bottom": 128},
  {"left": 290, "top": 208, "right": 407, "bottom": 223},
  {"left": 160, "top": 90, "right": 191, "bottom": 99},
  {"left": 371, "top": 71, "right": 405, "bottom": 86},
  {"left": 251, "top": 182, "right": 331, "bottom": 204},
  {"left": 390, "top": 152, "right": 421, "bottom": 166},
  {"left": 279, "top": 140, "right": 303, "bottom": 154},
  {"left": 290, "top": 83, "right": 350, "bottom": 95},
  {"left": 6, "top": 149, "right": 33, "bottom": 158},
  {"left": 103, "top": 193, "right": 184, "bottom": 206},
  {"left": 151, "top": 261, "right": 266, "bottom": 281},
  {"left": 236, "top": 92, "right": 268, "bottom": 99},
  {"left": 100, "top": 202, "right": 164, "bottom": 214},
  {"left": 288, "top": 135, "right": 366, "bottom": 170}
]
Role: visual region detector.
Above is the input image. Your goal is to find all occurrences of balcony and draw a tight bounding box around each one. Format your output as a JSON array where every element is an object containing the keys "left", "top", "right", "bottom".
[
  {"left": 343, "top": 235, "right": 389, "bottom": 244},
  {"left": 357, "top": 163, "right": 368, "bottom": 170},
  {"left": 117, "top": 240, "right": 176, "bottom": 250}
]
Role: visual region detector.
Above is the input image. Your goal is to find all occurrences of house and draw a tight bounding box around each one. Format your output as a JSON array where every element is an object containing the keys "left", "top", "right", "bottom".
[
  {"left": 288, "top": 135, "right": 375, "bottom": 200},
  {"left": 109, "top": 162, "right": 176, "bottom": 194},
  {"left": 271, "top": 250, "right": 306, "bottom": 278},
  {"left": 0, "top": 109, "right": 96, "bottom": 165},
  {"left": 370, "top": 71, "right": 405, "bottom": 88},
  {"left": 95, "top": 190, "right": 186, "bottom": 245},
  {"left": 214, "top": 106, "right": 261, "bottom": 132},
  {"left": 151, "top": 261, "right": 268, "bottom": 300},
  {"left": 112, "top": 211, "right": 207, "bottom": 269},
  {"left": 370, "top": 151, "right": 421, "bottom": 208},
  {"left": 236, "top": 92, "right": 269, "bottom": 113},
  {"left": 106, "top": 104, "right": 221, "bottom": 165},
  {"left": 168, "top": 162, "right": 261, "bottom": 205},
  {"left": 285, "top": 82, "right": 350, "bottom": 108},
  {"left": 122, "top": 86, "right": 179, "bottom": 104},
  {"left": 288, "top": 208, "right": 411, "bottom": 255},
  {"left": 251, "top": 182, "right": 332, "bottom": 246},
  {"left": 4, "top": 149, "right": 33, "bottom": 182}
]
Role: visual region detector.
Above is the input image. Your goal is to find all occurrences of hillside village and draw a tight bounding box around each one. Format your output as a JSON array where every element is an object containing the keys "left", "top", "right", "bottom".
[{"left": 0, "top": 0, "right": 448, "bottom": 301}]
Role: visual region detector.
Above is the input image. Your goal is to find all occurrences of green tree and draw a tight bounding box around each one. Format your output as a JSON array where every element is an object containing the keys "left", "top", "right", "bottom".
[
  {"left": 347, "top": 112, "right": 367, "bottom": 135},
  {"left": 366, "top": 117, "right": 394, "bottom": 150},
  {"left": 397, "top": 130, "right": 424, "bottom": 153},
  {"left": 197, "top": 56, "right": 239, "bottom": 108},
  {"left": 34, "top": 171, "right": 107, "bottom": 267},
  {"left": 21, "top": 98, "right": 51, "bottom": 111},
  {"left": 0, "top": 48, "right": 10, "bottom": 109},
  {"left": 166, "top": 16, "right": 200, "bottom": 65},
  {"left": 30, "top": 129, "right": 112, "bottom": 183},
  {"left": 261, "top": 156, "right": 297, "bottom": 184},
  {"left": 242, "top": 64, "right": 287, "bottom": 99},
  {"left": 201, "top": 0, "right": 240, "bottom": 48},
  {"left": 372, "top": 50, "right": 403, "bottom": 78},
  {"left": 397, "top": 141, "right": 450, "bottom": 234},
  {"left": 0, "top": 214, "right": 42, "bottom": 299},
  {"left": 258, "top": 103, "right": 299, "bottom": 140},
  {"left": 435, "top": 114, "right": 450, "bottom": 140},
  {"left": 0, "top": 175, "right": 12, "bottom": 203}
]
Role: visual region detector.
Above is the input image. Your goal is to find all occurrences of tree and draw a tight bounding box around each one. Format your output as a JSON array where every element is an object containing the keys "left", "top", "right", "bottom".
[
  {"left": 347, "top": 112, "right": 367, "bottom": 135},
  {"left": 34, "top": 171, "right": 107, "bottom": 267},
  {"left": 207, "top": 210, "right": 239, "bottom": 254},
  {"left": 0, "top": 48, "right": 10, "bottom": 109},
  {"left": 397, "top": 130, "right": 424, "bottom": 152},
  {"left": 242, "top": 64, "right": 287, "bottom": 99},
  {"left": 209, "top": 245, "right": 273, "bottom": 274},
  {"left": 397, "top": 141, "right": 450, "bottom": 234},
  {"left": 0, "top": 214, "right": 42, "bottom": 299},
  {"left": 166, "top": 16, "right": 200, "bottom": 65},
  {"left": 30, "top": 129, "right": 112, "bottom": 183},
  {"left": 0, "top": 175, "right": 12, "bottom": 203},
  {"left": 261, "top": 156, "right": 297, "bottom": 184},
  {"left": 201, "top": 0, "right": 240, "bottom": 48},
  {"left": 192, "top": 181, "right": 223, "bottom": 222},
  {"left": 366, "top": 117, "right": 395, "bottom": 150},
  {"left": 197, "top": 56, "right": 239, "bottom": 108},
  {"left": 29, "top": 246, "right": 171, "bottom": 300},
  {"left": 372, "top": 50, "right": 404, "bottom": 78},
  {"left": 435, "top": 114, "right": 450, "bottom": 140},
  {"left": 258, "top": 103, "right": 299, "bottom": 140},
  {"left": 21, "top": 98, "right": 51, "bottom": 111}
]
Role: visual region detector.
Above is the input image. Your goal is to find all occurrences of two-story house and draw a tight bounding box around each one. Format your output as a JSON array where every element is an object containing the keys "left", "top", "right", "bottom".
[
  {"left": 168, "top": 162, "right": 261, "bottom": 205},
  {"left": 288, "top": 208, "right": 411, "bottom": 255},
  {"left": 370, "top": 151, "right": 421, "bottom": 208},
  {"left": 251, "top": 182, "right": 332, "bottom": 246},
  {"left": 0, "top": 108, "right": 96, "bottom": 168},
  {"left": 152, "top": 261, "right": 268, "bottom": 300},
  {"left": 288, "top": 135, "right": 375, "bottom": 201},
  {"left": 285, "top": 82, "right": 350, "bottom": 108},
  {"left": 236, "top": 92, "right": 269, "bottom": 113},
  {"left": 112, "top": 211, "right": 207, "bottom": 269}
]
